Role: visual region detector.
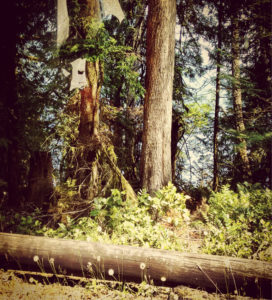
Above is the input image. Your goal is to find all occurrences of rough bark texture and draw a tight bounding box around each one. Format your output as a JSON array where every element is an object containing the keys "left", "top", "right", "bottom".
[
  {"left": 78, "top": 0, "right": 101, "bottom": 144},
  {"left": 0, "top": 233, "right": 271, "bottom": 298},
  {"left": 27, "top": 152, "right": 55, "bottom": 209},
  {"left": 66, "top": 0, "right": 136, "bottom": 203},
  {"left": 76, "top": 85, "right": 101, "bottom": 199},
  {"left": 213, "top": 1, "right": 222, "bottom": 192},
  {"left": 74, "top": 0, "right": 102, "bottom": 200},
  {"left": 78, "top": 60, "right": 102, "bottom": 144},
  {"left": 141, "top": 0, "right": 176, "bottom": 194},
  {"left": 231, "top": 8, "right": 252, "bottom": 180}
]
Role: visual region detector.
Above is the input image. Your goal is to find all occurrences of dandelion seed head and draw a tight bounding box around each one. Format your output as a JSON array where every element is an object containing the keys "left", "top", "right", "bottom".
[
  {"left": 140, "top": 262, "right": 146, "bottom": 270},
  {"left": 49, "top": 258, "right": 54, "bottom": 264},
  {"left": 108, "top": 269, "right": 114, "bottom": 276},
  {"left": 161, "top": 276, "right": 166, "bottom": 282},
  {"left": 33, "top": 255, "right": 39, "bottom": 262},
  {"left": 97, "top": 256, "right": 101, "bottom": 262}
]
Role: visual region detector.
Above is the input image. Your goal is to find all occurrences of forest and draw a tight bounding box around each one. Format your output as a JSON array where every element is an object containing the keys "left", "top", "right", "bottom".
[{"left": 0, "top": 0, "right": 271, "bottom": 299}]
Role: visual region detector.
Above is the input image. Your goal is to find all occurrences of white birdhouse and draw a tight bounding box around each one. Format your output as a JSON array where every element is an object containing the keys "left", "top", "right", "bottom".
[
  {"left": 57, "top": 0, "right": 125, "bottom": 91},
  {"left": 69, "top": 58, "right": 88, "bottom": 91}
]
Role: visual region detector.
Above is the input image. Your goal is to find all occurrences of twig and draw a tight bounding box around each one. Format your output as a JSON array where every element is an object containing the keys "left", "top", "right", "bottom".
[{"left": 196, "top": 263, "right": 223, "bottom": 295}]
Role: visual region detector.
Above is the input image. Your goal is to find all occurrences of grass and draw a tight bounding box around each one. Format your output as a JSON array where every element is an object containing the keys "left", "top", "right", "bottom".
[{"left": 0, "top": 269, "right": 259, "bottom": 300}]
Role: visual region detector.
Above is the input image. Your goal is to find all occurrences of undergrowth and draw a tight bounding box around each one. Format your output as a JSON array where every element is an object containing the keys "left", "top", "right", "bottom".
[
  {"left": 1, "top": 182, "right": 271, "bottom": 261},
  {"left": 201, "top": 183, "right": 272, "bottom": 261}
]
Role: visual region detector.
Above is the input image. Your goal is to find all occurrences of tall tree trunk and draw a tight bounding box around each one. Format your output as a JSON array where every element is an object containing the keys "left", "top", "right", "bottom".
[
  {"left": 0, "top": 1, "right": 20, "bottom": 207},
  {"left": 70, "top": 0, "right": 136, "bottom": 202},
  {"left": 74, "top": 0, "right": 103, "bottom": 200},
  {"left": 78, "top": 0, "right": 101, "bottom": 145},
  {"left": 231, "top": 6, "right": 252, "bottom": 180},
  {"left": 76, "top": 61, "right": 103, "bottom": 200},
  {"left": 213, "top": 0, "right": 222, "bottom": 192},
  {"left": 141, "top": 0, "right": 176, "bottom": 194}
]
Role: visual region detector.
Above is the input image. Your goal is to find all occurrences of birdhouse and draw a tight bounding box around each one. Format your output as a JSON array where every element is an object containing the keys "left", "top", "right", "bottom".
[{"left": 69, "top": 58, "right": 88, "bottom": 91}]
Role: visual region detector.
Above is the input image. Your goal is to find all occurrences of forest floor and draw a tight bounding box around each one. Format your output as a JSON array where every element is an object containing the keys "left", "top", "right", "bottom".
[
  {"left": 0, "top": 198, "right": 269, "bottom": 300},
  {"left": 0, "top": 266, "right": 258, "bottom": 299},
  {"left": 0, "top": 224, "right": 266, "bottom": 300}
]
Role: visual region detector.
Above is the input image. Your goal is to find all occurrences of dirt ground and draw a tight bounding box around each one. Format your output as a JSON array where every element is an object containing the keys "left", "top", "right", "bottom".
[{"left": 0, "top": 269, "right": 258, "bottom": 300}]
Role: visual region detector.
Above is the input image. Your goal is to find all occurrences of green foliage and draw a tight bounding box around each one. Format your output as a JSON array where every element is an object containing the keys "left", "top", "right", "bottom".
[
  {"left": 2, "top": 183, "right": 272, "bottom": 263},
  {"left": 1, "top": 184, "right": 189, "bottom": 251},
  {"left": 59, "top": 21, "right": 132, "bottom": 63},
  {"left": 184, "top": 102, "right": 212, "bottom": 134},
  {"left": 140, "top": 183, "right": 190, "bottom": 223},
  {"left": 58, "top": 14, "right": 146, "bottom": 103},
  {"left": 202, "top": 184, "right": 272, "bottom": 261},
  {"left": 0, "top": 210, "right": 43, "bottom": 235},
  {"left": 105, "top": 52, "right": 145, "bottom": 101},
  {"left": 45, "top": 183, "right": 189, "bottom": 250},
  {"left": 225, "top": 129, "right": 272, "bottom": 145}
]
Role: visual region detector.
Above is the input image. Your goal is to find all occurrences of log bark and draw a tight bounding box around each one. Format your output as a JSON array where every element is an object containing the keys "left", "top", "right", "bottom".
[{"left": 0, "top": 233, "right": 271, "bottom": 297}]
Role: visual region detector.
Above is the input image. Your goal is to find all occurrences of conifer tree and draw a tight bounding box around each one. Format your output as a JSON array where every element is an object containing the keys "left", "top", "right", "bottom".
[
  {"left": 141, "top": 0, "right": 176, "bottom": 194},
  {"left": 213, "top": 0, "right": 223, "bottom": 191},
  {"left": 230, "top": 0, "right": 252, "bottom": 180}
]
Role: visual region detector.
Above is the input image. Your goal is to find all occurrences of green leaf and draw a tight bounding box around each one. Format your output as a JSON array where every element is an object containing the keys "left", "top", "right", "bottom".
[{"left": 90, "top": 209, "right": 99, "bottom": 217}]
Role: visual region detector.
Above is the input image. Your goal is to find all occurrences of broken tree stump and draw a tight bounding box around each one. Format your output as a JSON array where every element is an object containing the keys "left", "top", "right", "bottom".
[{"left": 0, "top": 233, "right": 271, "bottom": 297}]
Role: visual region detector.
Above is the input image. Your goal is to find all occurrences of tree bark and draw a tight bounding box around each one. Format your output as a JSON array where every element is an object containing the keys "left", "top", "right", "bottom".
[
  {"left": 78, "top": 0, "right": 102, "bottom": 144},
  {"left": 213, "top": 0, "right": 222, "bottom": 192},
  {"left": 78, "top": 59, "right": 103, "bottom": 144},
  {"left": 231, "top": 6, "right": 252, "bottom": 180},
  {"left": 141, "top": 0, "right": 176, "bottom": 194},
  {"left": 0, "top": 233, "right": 271, "bottom": 297},
  {"left": 65, "top": 0, "right": 136, "bottom": 202},
  {"left": 74, "top": 0, "right": 103, "bottom": 200}
]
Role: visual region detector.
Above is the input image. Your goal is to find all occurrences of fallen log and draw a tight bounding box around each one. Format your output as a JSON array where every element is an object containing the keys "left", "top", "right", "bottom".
[{"left": 0, "top": 233, "right": 271, "bottom": 298}]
